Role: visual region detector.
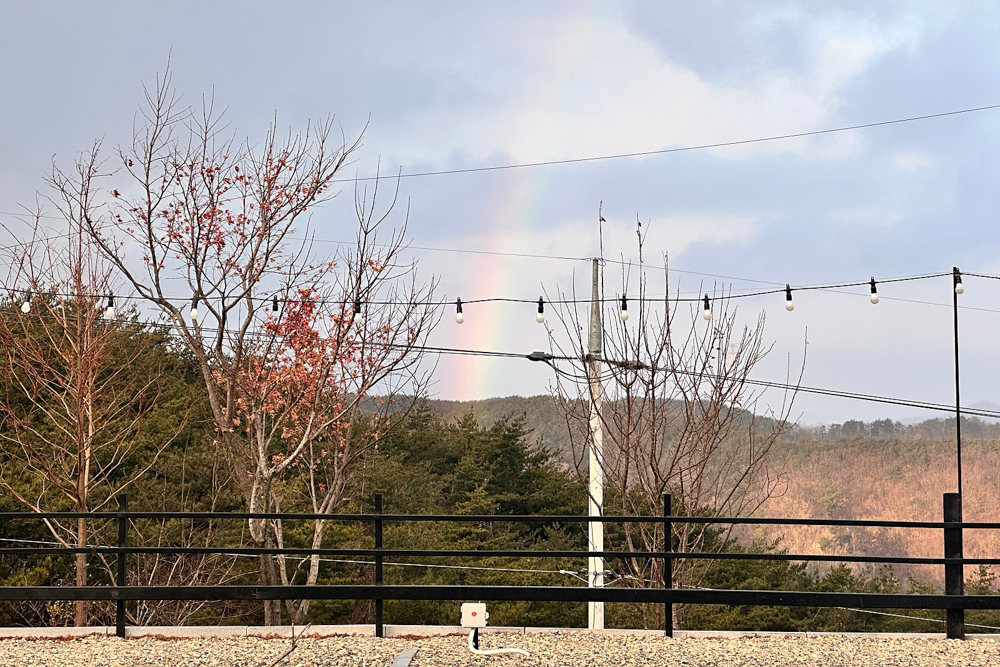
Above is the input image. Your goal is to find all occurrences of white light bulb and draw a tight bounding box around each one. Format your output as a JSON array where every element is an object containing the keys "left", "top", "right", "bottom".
[
  {"left": 536, "top": 312, "right": 545, "bottom": 324},
  {"left": 620, "top": 310, "right": 629, "bottom": 322},
  {"left": 870, "top": 294, "right": 879, "bottom": 305},
  {"left": 190, "top": 306, "right": 198, "bottom": 321},
  {"left": 105, "top": 306, "right": 115, "bottom": 318},
  {"left": 353, "top": 312, "right": 363, "bottom": 325},
  {"left": 20, "top": 300, "right": 30, "bottom": 314},
  {"left": 785, "top": 301, "right": 795, "bottom": 312},
  {"left": 455, "top": 312, "right": 465, "bottom": 324},
  {"left": 704, "top": 309, "right": 712, "bottom": 321},
  {"left": 955, "top": 283, "right": 965, "bottom": 295}
]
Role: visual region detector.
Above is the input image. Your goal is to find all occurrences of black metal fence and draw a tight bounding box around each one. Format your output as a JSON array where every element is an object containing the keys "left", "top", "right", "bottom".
[{"left": 0, "top": 491, "right": 996, "bottom": 639}]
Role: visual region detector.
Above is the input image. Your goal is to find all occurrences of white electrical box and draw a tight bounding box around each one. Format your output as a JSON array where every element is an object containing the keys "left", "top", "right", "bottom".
[{"left": 461, "top": 602, "right": 488, "bottom": 628}]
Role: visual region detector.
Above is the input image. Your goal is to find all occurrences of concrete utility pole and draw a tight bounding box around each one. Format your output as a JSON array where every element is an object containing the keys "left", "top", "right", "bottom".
[{"left": 587, "top": 257, "right": 605, "bottom": 630}]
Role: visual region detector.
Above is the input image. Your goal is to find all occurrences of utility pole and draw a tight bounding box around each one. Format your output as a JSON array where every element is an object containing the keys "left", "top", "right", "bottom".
[{"left": 587, "top": 257, "right": 605, "bottom": 630}]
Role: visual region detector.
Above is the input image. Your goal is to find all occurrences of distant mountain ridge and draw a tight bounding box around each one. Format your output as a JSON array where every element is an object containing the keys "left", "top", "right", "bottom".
[
  {"left": 421, "top": 394, "right": 1000, "bottom": 587},
  {"left": 422, "top": 394, "right": 1000, "bottom": 463}
]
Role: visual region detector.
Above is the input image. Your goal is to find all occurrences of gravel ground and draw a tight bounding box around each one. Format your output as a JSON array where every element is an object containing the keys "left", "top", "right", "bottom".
[
  {"left": 3, "top": 633, "right": 1000, "bottom": 667},
  {"left": 0, "top": 635, "right": 408, "bottom": 667},
  {"left": 412, "top": 633, "right": 1000, "bottom": 667}
]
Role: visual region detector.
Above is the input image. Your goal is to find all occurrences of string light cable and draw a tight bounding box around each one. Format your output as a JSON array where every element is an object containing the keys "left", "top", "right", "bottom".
[
  {"left": 0, "top": 222, "right": 961, "bottom": 312},
  {"left": 3, "top": 232, "right": 992, "bottom": 313},
  {"left": 0, "top": 269, "right": 961, "bottom": 311}
]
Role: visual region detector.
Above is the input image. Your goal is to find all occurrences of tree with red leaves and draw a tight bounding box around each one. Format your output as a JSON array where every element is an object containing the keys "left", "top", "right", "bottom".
[{"left": 78, "top": 71, "right": 438, "bottom": 624}]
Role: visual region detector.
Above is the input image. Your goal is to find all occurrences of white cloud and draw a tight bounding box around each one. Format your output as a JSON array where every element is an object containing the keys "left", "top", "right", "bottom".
[
  {"left": 893, "top": 151, "right": 932, "bottom": 171},
  {"left": 828, "top": 207, "right": 903, "bottom": 226},
  {"left": 370, "top": 10, "right": 925, "bottom": 169}
]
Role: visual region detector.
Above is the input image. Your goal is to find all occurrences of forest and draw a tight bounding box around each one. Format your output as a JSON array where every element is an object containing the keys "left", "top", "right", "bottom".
[{"left": 3, "top": 319, "right": 999, "bottom": 632}]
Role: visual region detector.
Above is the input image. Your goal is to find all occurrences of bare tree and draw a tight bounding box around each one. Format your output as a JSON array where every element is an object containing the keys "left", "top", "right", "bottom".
[
  {"left": 0, "top": 170, "right": 177, "bottom": 626},
  {"left": 128, "top": 436, "right": 248, "bottom": 627},
  {"left": 78, "top": 72, "right": 437, "bottom": 624},
  {"left": 547, "top": 226, "right": 801, "bottom": 629}
]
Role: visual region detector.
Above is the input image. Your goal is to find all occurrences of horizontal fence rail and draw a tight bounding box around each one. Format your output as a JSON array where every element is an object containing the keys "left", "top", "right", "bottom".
[
  {"left": 0, "top": 492, "right": 984, "bottom": 639},
  {"left": 0, "top": 512, "right": 987, "bottom": 528},
  {"left": 0, "top": 546, "right": 995, "bottom": 566},
  {"left": 0, "top": 585, "right": 997, "bottom": 609}
]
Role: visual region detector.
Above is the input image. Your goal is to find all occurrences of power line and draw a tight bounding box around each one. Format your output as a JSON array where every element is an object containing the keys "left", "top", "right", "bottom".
[
  {"left": 532, "top": 351, "right": 1000, "bottom": 420},
  {"left": 3, "top": 100, "right": 1000, "bottom": 220},
  {"left": 330, "top": 102, "right": 1000, "bottom": 182},
  {"left": 166, "top": 318, "right": 1000, "bottom": 419}
]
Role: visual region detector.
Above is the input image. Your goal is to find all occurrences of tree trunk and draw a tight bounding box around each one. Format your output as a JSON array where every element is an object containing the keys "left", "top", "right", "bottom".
[
  {"left": 74, "top": 517, "right": 88, "bottom": 626},
  {"left": 258, "top": 533, "right": 282, "bottom": 625},
  {"left": 286, "top": 520, "right": 327, "bottom": 625}
]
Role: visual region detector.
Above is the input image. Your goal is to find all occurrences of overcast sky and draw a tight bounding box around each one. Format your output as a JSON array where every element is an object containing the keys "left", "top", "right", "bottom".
[{"left": 4, "top": 1, "right": 1000, "bottom": 423}]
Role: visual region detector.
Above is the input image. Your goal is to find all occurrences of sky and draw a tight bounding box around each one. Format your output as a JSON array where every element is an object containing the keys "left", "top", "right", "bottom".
[{"left": 2, "top": 1, "right": 1000, "bottom": 424}]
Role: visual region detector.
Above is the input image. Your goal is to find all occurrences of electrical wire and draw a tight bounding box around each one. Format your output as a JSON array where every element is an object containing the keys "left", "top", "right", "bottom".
[
  {"left": 6, "top": 300, "right": 999, "bottom": 420},
  {"left": 0, "top": 536, "right": 590, "bottom": 583},
  {"left": 679, "top": 584, "right": 1000, "bottom": 631},
  {"left": 206, "top": 325, "right": 1000, "bottom": 419},
  {"left": 0, "top": 101, "right": 996, "bottom": 196},
  {"left": 533, "top": 350, "right": 1000, "bottom": 420},
  {"left": 330, "top": 102, "right": 1000, "bottom": 183},
  {"left": 9, "top": 296, "right": 989, "bottom": 421}
]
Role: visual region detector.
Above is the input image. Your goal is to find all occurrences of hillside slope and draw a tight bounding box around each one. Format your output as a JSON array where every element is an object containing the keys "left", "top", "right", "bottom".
[{"left": 424, "top": 395, "right": 999, "bottom": 585}]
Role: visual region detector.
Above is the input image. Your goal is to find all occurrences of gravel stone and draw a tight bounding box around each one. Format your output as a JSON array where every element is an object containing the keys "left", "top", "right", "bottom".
[{"left": 2, "top": 633, "right": 1000, "bottom": 666}]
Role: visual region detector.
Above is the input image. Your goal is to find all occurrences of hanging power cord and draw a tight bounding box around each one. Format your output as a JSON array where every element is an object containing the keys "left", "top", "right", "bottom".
[{"left": 467, "top": 628, "right": 530, "bottom": 657}]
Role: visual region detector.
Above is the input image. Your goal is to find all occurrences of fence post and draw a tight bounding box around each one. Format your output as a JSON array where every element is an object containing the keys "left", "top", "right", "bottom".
[
  {"left": 663, "top": 494, "right": 673, "bottom": 637},
  {"left": 374, "top": 493, "right": 384, "bottom": 638},
  {"left": 943, "top": 492, "right": 964, "bottom": 639},
  {"left": 116, "top": 494, "right": 128, "bottom": 639}
]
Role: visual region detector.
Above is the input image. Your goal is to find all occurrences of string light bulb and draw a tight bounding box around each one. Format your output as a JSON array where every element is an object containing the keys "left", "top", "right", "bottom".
[
  {"left": 619, "top": 295, "right": 628, "bottom": 322},
  {"left": 20, "top": 292, "right": 31, "bottom": 314},
  {"left": 536, "top": 297, "right": 545, "bottom": 324},
  {"left": 954, "top": 268, "right": 964, "bottom": 295},
  {"left": 455, "top": 298, "right": 464, "bottom": 324},
  {"left": 353, "top": 299, "right": 363, "bottom": 325},
  {"left": 869, "top": 278, "right": 879, "bottom": 304},
  {"left": 190, "top": 296, "right": 199, "bottom": 322},
  {"left": 703, "top": 295, "right": 712, "bottom": 321},
  {"left": 272, "top": 296, "right": 279, "bottom": 312},
  {"left": 785, "top": 284, "right": 794, "bottom": 312},
  {"left": 105, "top": 295, "right": 115, "bottom": 319}
]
